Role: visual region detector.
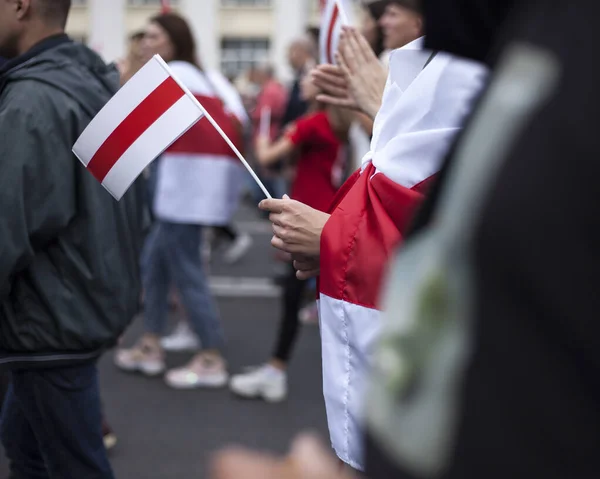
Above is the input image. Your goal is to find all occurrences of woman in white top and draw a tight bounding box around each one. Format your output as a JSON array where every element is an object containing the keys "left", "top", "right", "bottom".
[{"left": 115, "top": 13, "right": 248, "bottom": 389}]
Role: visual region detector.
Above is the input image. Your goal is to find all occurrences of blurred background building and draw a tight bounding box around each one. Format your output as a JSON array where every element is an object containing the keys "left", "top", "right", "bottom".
[{"left": 67, "top": 0, "right": 360, "bottom": 83}]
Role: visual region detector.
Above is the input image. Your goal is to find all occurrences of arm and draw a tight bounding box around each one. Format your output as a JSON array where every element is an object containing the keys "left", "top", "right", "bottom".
[
  {"left": 0, "top": 85, "right": 77, "bottom": 296},
  {"left": 255, "top": 135, "right": 296, "bottom": 167}
]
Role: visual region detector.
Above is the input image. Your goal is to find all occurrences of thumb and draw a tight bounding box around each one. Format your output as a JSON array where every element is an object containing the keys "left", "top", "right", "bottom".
[{"left": 283, "top": 194, "right": 291, "bottom": 200}]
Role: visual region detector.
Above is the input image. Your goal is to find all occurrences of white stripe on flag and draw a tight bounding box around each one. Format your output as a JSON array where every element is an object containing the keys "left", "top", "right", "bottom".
[
  {"left": 101, "top": 94, "right": 202, "bottom": 200},
  {"left": 74, "top": 58, "right": 169, "bottom": 165}
]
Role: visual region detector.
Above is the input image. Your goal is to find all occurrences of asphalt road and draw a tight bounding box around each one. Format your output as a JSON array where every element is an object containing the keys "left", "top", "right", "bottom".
[{"left": 0, "top": 204, "right": 329, "bottom": 479}]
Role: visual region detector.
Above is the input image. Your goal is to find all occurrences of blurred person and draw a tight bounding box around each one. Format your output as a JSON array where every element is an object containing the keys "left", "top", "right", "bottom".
[
  {"left": 117, "top": 30, "right": 147, "bottom": 85},
  {"left": 0, "top": 0, "right": 147, "bottom": 477},
  {"left": 250, "top": 62, "right": 287, "bottom": 142},
  {"left": 258, "top": 19, "right": 487, "bottom": 472},
  {"left": 282, "top": 35, "right": 317, "bottom": 127},
  {"left": 229, "top": 68, "right": 351, "bottom": 403},
  {"left": 246, "top": 61, "right": 289, "bottom": 204},
  {"left": 115, "top": 12, "right": 249, "bottom": 389}
]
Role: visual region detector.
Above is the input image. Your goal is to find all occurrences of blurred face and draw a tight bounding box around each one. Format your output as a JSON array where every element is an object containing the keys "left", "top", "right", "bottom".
[
  {"left": 299, "top": 69, "right": 319, "bottom": 102},
  {"left": 360, "top": 8, "right": 379, "bottom": 53},
  {"left": 379, "top": 4, "right": 423, "bottom": 50},
  {"left": 143, "top": 22, "right": 174, "bottom": 62},
  {"left": 288, "top": 43, "right": 306, "bottom": 72},
  {"left": 0, "top": 0, "right": 28, "bottom": 59}
]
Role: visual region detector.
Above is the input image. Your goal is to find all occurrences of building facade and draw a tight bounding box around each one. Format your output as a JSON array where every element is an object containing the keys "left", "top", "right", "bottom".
[{"left": 67, "top": 0, "right": 339, "bottom": 83}]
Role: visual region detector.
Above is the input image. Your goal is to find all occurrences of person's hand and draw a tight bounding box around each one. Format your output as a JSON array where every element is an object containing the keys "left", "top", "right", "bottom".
[
  {"left": 314, "top": 26, "right": 387, "bottom": 119},
  {"left": 312, "top": 64, "right": 357, "bottom": 110},
  {"left": 292, "top": 254, "right": 320, "bottom": 280},
  {"left": 259, "top": 195, "right": 330, "bottom": 257},
  {"left": 210, "top": 434, "right": 355, "bottom": 479}
]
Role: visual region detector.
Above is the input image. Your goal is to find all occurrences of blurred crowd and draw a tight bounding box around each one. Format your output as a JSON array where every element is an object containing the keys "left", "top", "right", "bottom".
[{"left": 2, "top": 0, "right": 600, "bottom": 479}]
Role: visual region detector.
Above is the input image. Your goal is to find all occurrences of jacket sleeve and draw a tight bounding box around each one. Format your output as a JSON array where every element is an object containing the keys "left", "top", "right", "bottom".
[{"left": 0, "top": 83, "right": 77, "bottom": 297}]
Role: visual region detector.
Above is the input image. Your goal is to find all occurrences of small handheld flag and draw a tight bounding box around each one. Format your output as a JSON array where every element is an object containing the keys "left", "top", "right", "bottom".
[
  {"left": 319, "top": 0, "right": 353, "bottom": 65},
  {"left": 73, "top": 55, "right": 271, "bottom": 201}
]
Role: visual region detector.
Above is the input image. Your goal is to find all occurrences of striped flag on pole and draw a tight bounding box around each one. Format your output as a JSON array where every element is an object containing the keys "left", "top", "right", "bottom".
[
  {"left": 319, "top": 0, "right": 353, "bottom": 65},
  {"left": 160, "top": 0, "right": 170, "bottom": 13},
  {"left": 73, "top": 55, "right": 202, "bottom": 200},
  {"left": 73, "top": 55, "right": 271, "bottom": 201}
]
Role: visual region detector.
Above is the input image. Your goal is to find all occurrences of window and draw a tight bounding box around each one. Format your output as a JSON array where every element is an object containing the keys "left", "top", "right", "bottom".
[
  {"left": 220, "top": 38, "right": 270, "bottom": 79},
  {"left": 221, "top": 0, "right": 271, "bottom": 6}
]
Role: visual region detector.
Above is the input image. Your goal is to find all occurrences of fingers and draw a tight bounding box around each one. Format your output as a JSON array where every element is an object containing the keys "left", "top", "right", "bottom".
[
  {"left": 315, "top": 94, "right": 356, "bottom": 110},
  {"left": 259, "top": 198, "right": 285, "bottom": 213},
  {"left": 296, "top": 268, "right": 320, "bottom": 281},
  {"left": 342, "top": 26, "right": 368, "bottom": 66},
  {"left": 312, "top": 67, "right": 347, "bottom": 89}
]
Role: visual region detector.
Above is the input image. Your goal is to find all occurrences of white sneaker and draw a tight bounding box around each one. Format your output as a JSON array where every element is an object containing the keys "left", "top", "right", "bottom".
[
  {"left": 114, "top": 341, "right": 166, "bottom": 376},
  {"left": 165, "top": 356, "right": 229, "bottom": 389},
  {"left": 229, "top": 365, "right": 287, "bottom": 402},
  {"left": 223, "top": 233, "right": 253, "bottom": 264},
  {"left": 161, "top": 322, "right": 200, "bottom": 352}
]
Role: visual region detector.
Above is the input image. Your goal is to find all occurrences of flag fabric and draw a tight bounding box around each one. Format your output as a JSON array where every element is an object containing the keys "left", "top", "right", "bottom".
[
  {"left": 160, "top": 0, "right": 170, "bottom": 13},
  {"left": 319, "top": 0, "right": 353, "bottom": 65},
  {"left": 317, "top": 39, "right": 489, "bottom": 470},
  {"left": 73, "top": 55, "right": 203, "bottom": 201}
]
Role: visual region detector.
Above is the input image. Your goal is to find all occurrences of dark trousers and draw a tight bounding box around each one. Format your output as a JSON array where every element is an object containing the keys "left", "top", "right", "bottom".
[
  {"left": 0, "top": 363, "right": 114, "bottom": 479},
  {"left": 272, "top": 264, "right": 309, "bottom": 362}
]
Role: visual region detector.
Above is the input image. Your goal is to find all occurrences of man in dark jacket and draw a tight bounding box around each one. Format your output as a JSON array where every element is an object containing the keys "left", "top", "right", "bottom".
[{"left": 0, "top": 1, "right": 146, "bottom": 477}]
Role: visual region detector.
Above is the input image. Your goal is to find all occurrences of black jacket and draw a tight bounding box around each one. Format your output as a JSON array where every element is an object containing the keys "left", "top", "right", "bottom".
[{"left": 0, "top": 37, "right": 147, "bottom": 368}]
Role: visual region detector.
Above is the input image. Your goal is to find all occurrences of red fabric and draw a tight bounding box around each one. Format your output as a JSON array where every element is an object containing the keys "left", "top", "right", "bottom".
[
  {"left": 286, "top": 111, "right": 343, "bottom": 213},
  {"left": 88, "top": 76, "right": 183, "bottom": 182},
  {"left": 319, "top": 162, "right": 434, "bottom": 309},
  {"left": 166, "top": 94, "right": 243, "bottom": 161},
  {"left": 251, "top": 79, "right": 288, "bottom": 142}
]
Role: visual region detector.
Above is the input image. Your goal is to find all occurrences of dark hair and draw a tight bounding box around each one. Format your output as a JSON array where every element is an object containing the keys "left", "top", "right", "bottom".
[
  {"left": 364, "top": 0, "right": 388, "bottom": 58},
  {"left": 38, "top": 0, "right": 71, "bottom": 27},
  {"left": 388, "top": 0, "right": 422, "bottom": 13},
  {"left": 149, "top": 13, "right": 201, "bottom": 69}
]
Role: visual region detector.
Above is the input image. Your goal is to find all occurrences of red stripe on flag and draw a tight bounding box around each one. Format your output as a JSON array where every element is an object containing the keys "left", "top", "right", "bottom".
[
  {"left": 320, "top": 163, "right": 430, "bottom": 309},
  {"left": 160, "top": 0, "right": 170, "bottom": 13},
  {"left": 86, "top": 76, "right": 184, "bottom": 182},
  {"left": 326, "top": 4, "right": 339, "bottom": 64}
]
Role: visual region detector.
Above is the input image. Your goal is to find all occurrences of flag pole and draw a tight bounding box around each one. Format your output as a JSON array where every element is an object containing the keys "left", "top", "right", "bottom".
[{"left": 154, "top": 56, "right": 272, "bottom": 199}]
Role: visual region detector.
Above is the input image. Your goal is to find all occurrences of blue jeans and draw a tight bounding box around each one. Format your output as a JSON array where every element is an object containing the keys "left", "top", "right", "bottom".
[
  {"left": 142, "top": 221, "right": 224, "bottom": 350},
  {"left": 0, "top": 363, "right": 113, "bottom": 479}
]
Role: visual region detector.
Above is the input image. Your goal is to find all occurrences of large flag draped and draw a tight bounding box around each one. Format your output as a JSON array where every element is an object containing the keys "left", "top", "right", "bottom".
[
  {"left": 317, "top": 38, "right": 489, "bottom": 470},
  {"left": 319, "top": 0, "right": 353, "bottom": 65}
]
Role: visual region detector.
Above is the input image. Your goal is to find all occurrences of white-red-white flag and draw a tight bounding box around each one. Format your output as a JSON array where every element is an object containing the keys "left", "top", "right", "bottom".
[
  {"left": 160, "top": 0, "right": 170, "bottom": 13},
  {"left": 319, "top": 0, "right": 353, "bottom": 65},
  {"left": 73, "top": 55, "right": 204, "bottom": 200}
]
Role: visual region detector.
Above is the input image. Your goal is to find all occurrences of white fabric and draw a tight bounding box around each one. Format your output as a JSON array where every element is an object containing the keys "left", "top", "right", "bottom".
[
  {"left": 319, "top": 294, "right": 383, "bottom": 471},
  {"left": 320, "top": 39, "right": 489, "bottom": 470},
  {"left": 153, "top": 61, "right": 248, "bottom": 225}
]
